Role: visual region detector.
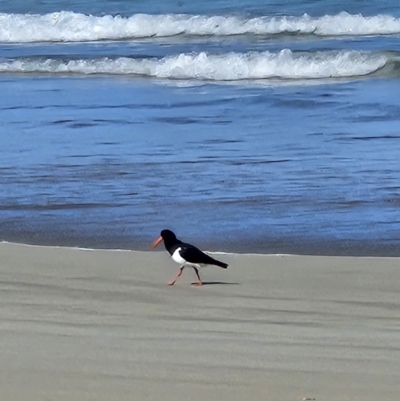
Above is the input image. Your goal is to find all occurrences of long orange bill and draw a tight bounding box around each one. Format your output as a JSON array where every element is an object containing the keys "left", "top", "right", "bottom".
[{"left": 152, "top": 236, "right": 163, "bottom": 248}]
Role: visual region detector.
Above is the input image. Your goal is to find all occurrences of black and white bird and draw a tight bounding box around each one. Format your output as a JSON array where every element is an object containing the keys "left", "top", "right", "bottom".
[{"left": 152, "top": 229, "right": 228, "bottom": 286}]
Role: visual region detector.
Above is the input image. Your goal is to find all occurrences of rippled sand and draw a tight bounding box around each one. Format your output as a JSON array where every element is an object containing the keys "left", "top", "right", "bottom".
[{"left": 1, "top": 242, "right": 400, "bottom": 400}]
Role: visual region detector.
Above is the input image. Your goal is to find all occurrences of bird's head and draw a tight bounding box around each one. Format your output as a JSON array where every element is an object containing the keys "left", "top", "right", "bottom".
[{"left": 152, "top": 229, "right": 177, "bottom": 248}]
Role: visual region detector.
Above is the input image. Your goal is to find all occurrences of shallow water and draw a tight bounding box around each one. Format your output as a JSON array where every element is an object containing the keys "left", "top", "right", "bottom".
[{"left": 1, "top": 0, "right": 400, "bottom": 255}]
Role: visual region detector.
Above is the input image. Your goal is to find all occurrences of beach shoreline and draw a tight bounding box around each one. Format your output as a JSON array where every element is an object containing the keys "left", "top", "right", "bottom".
[
  {"left": 1, "top": 241, "right": 400, "bottom": 400},
  {"left": 2, "top": 230, "right": 400, "bottom": 257}
]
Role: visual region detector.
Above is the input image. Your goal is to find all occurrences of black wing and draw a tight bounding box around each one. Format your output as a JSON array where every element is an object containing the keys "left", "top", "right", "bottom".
[{"left": 180, "top": 243, "right": 228, "bottom": 268}]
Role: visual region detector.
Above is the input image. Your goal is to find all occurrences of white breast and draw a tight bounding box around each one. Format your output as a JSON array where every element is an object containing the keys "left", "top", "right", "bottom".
[{"left": 172, "top": 247, "right": 186, "bottom": 264}]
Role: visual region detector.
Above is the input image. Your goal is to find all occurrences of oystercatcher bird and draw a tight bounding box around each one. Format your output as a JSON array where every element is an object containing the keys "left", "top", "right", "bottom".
[{"left": 152, "top": 229, "right": 228, "bottom": 286}]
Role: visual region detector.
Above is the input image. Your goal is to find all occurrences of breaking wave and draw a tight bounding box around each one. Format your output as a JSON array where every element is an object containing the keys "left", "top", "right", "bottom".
[
  {"left": 0, "top": 50, "right": 390, "bottom": 81},
  {"left": 1, "top": 11, "right": 400, "bottom": 43}
]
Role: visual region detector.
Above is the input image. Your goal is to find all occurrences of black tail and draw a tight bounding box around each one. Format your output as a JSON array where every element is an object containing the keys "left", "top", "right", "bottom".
[{"left": 212, "top": 258, "right": 228, "bottom": 269}]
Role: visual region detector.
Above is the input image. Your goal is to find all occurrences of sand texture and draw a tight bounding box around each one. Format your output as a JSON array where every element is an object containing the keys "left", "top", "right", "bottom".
[{"left": 1, "top": 242, "right": 400, "bottom": 401}]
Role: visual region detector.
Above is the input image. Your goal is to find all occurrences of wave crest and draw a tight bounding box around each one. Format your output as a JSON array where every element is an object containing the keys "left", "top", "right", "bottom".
[
  {"left": 1, "top": 11, "right": 400, "bottom": 43},
  {"left": 0, "top": 50, "right": 388, "bottom": 81}
]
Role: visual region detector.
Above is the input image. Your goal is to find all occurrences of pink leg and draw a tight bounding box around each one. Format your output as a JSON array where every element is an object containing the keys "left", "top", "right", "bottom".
[
  {"left": 168, "top": 266, "right": 184, "bottom": 286},
  {"left": 191, "top": 267, "right": 203, "bottom": 286}
]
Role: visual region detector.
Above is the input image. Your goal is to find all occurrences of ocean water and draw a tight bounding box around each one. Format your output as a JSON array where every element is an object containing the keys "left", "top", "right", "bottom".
[{"left": 1, "top": 0, "right": 400, "bottom": 255}]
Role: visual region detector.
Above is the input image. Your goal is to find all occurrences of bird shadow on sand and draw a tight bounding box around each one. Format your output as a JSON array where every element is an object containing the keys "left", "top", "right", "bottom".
[{"left": 192, "top": 281, "right": 240, "bottom": 286}]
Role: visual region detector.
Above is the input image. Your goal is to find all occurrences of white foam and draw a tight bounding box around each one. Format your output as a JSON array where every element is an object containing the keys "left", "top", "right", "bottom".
[
  {"left": 0, "top": 240, "right": 132, "bottom": 253},
  {"left": 0, "top": 50, "right": 388, "bottom": 80},
  {"left": 1, "top": 11, "right": 400, "bottom": 43}
]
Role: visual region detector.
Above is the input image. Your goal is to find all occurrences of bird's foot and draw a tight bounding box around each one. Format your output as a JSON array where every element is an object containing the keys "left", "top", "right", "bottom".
[
  {"left": 191, "top": 281, "right": 203, "bottom": 287},
  {"left": 168, "top": 281, "right": 176, "bottom": 286}
]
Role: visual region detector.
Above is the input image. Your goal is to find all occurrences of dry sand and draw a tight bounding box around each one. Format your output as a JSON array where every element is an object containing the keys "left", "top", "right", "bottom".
[{"left": 1, "top": 241, "right": 400, "bottom": 401}]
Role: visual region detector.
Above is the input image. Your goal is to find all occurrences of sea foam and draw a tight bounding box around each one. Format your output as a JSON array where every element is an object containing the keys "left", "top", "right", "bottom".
[
  {"left": 1, "top": 11, "right": 400, "bottom": 42},
  {"left": 0, "top": 50, "right": 388, "bottom": 80}
]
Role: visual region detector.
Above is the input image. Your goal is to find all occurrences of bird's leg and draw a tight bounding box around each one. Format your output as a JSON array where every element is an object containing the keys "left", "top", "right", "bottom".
[
  {"left": 192, "top": 267, "right": 203, "bottom": 286},
  {"left": 168, "top": 266, "right": 184, "bottom": 286}
]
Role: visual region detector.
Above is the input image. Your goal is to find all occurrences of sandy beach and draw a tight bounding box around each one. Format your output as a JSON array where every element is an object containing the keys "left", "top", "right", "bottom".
[{"left": 1, "top": 241, "right": 400, "bottom": 401}]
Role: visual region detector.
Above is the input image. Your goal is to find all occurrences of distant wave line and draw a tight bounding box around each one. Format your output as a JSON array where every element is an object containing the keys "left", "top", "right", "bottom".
[{"left": 1, "top": 11, "right": 400, "bottom": 43}]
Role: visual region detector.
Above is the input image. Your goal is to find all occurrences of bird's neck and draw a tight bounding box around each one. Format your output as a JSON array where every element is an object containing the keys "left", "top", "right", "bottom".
[{"left": 164, "top": 238, "right": 181, "bottom": 255}]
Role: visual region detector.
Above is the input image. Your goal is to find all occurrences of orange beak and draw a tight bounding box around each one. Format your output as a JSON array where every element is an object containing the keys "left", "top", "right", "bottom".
[{"left": 152, "top": 236, "right": 163, "bottom": 248}]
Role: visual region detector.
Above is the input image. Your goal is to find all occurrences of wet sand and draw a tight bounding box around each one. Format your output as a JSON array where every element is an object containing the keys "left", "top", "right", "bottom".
[{"left": 1, "top": 242, "right": 400, "bottom": 401}]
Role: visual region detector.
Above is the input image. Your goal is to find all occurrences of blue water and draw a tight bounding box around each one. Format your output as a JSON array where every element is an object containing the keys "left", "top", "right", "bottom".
[{"left": 1, "top": 0, "right": 400, "bottom": 255}]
